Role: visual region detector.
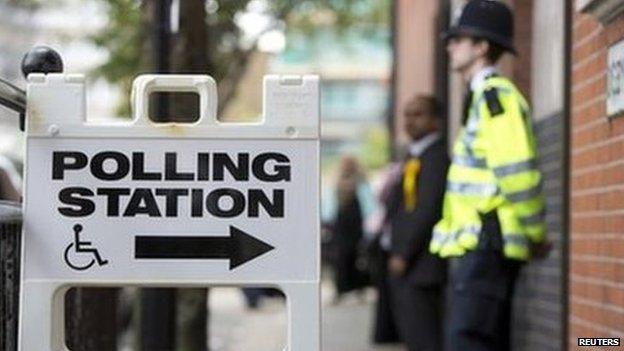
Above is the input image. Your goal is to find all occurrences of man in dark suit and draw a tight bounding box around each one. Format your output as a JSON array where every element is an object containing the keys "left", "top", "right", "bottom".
[{"left": 385, "top": 95, "right": 449, "bottom": 351}]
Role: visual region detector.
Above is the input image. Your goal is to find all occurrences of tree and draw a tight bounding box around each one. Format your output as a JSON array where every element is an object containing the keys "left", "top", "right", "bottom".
[{"left": 91, "top": 0, "right": 390, "bottom": 116}]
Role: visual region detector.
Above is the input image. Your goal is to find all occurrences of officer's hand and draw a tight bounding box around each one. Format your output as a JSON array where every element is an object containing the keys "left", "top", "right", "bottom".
[
  {"left": 388, "top": 255, "right": 407, "bottom": 277},
  {"left": 530, "top": 241, "right": 552, "bottom": 260}
]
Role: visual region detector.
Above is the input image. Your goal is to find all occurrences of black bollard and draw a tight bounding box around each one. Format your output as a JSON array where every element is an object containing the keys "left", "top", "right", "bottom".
[
  {"left": 0, "top": 201, "right": 22, "bottom": 351},
  {"left": 21, "top": 46, "right": 64, "bottom": 78}
]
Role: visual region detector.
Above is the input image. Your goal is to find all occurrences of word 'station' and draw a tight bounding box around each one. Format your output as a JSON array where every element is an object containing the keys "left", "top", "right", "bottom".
[{"left": 52, "top": 151, "right": 291, "bottom": 219}]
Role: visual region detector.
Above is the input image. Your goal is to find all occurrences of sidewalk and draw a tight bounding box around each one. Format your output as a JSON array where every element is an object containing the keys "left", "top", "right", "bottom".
[{"left": 209, "top": 283, "right": 404, "bottom": 351}]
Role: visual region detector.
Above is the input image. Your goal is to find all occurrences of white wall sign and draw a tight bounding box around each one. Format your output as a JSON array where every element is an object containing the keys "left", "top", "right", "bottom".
[
  {"left": 608, "top": 39, "right": 624, "bottom": 116},
  {"left": 19, "top": 74, "right": 320, "bottom": 351}
]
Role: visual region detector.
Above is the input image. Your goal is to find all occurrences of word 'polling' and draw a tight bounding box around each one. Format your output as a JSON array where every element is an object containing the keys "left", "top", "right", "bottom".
[{"left": 52, "top": 151, "right": 291, "bottom": 219}]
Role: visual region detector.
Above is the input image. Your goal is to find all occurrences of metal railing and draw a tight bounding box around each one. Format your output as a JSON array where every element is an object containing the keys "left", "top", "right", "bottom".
[{"left": 0, "top": 201, "right": 22, "bottom": 351}]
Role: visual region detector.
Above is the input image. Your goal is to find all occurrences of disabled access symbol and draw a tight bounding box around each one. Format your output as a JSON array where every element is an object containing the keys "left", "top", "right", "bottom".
[{"left": 64, "top": 224, "right": 108, "bottom": 271}]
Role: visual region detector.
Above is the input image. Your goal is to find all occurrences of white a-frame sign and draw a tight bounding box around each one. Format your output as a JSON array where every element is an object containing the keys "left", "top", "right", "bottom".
[{"left": 19, "top": 74, "right": 320, "bottom": 350}]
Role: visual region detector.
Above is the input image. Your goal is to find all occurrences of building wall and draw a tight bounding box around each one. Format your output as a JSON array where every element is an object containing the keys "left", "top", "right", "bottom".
[
  {"left": 513, "top": 113, "right": 566, "bottom": 350},
  {"left": 394, "top": 0, "right": 438, "bottom": 144},
  {"left": 530, "top": 1, "right": 566, "bottom": 121},
  {"left": 569, "top": 3, "right": 624, "bottom": 346},
  {"left": 447, "top": 0, "right": 467, "bottom": 145},
  {"left": 512, "top": 2, "right": 567, "bottom": 350},
  {"left": 509, "top": 0, "right": 533, "bottom": 98}
]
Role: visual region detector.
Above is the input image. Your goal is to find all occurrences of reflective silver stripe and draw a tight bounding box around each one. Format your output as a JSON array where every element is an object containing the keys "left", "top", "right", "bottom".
[
  {"left": 503, "top": 234, "right": 529, "bottom": 248},
  {"left": 462, "top": 95, "right": 485, "bottom": 156},
  {"left": 493, "top": 159, "right": 537, "bottom": 177},
  {"left": 507, "top": 185, "right": 542, "bottom": 203},
  {"left": 519, "top": 210, "right": 545, "bottom": 226},
  {"left": 453, "top": 155, "right": 487, "bottom": 168},
  {"left": 459, "top": 226, "right": 480, "bottom": 241},
  {"left": 462, "top": 131, "right": 477, "bottom": 148},
  {"left": 447, "top": 182, "right": 498, "bottom": 196},
  {"left": 462, "top": 134, "right": 477, "bottom": 157},
  {"left": 433, "top": 226, "right": 481, "bottom": 248},
  {"left": 431, "top": 230, "right": 456, "bottom": 249},
  {"left": 462, "top": 135, "right": 478, "bottom": 158},
  {"left": 465, "top": 112, "right": 481, "bottom": 133},
  {"left": 433, "top": 228, "right": 466, "bottom": 245},
  {"left": 462, "top": 226, "right": 481, "bottom": 236},
  {"left": 463, "top": 113, "right": 480, "bottom": 134},
  {"left": 431, "top": 230, "right": 448, "bottom": 246},
  {"left": 462, "top": 86, "right": 513, "bottom": 156},
  {"left": 466, "top": 94, "right": 486, "bottom": 124}
]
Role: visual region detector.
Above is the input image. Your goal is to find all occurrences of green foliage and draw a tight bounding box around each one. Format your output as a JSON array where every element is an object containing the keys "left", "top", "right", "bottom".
[
  {"left": 279, "top": 0, "right": 390, "bottom": 35},
  {"left": 91, "top": 0, "right": 142, "bottom": 82},
  {"left": 360, "top": 126, "right": 390, "bottom": 170},
  {"left": 90, "top": 0, "right": 143, "bottom": 116},
  {"left": 89, "top": 0, "right": 390, "bottom": 116}
]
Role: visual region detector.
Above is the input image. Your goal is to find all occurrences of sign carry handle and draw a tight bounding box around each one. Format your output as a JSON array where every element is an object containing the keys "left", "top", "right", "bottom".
[{"left": 131, "top": 74, "right": 218, "bottom": 126}]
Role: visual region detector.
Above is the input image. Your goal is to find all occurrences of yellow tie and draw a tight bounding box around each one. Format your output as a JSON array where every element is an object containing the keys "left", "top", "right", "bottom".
[{"left": 403, "top": 158, "right": 421, "bottom": 212}]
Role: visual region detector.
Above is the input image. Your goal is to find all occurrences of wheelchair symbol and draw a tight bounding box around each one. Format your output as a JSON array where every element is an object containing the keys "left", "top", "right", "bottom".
[{"left": 64, "top": 224, "right": 108, "bottom": 271}]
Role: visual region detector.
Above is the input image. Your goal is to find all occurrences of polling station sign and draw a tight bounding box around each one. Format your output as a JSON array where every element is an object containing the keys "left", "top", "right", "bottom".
[
  {"left": 22, "top": 74, "right": 319, "bottom": 282},
  {"left": 19, "top": 74, "right": 320, "bottom": 351},
  {"left": 20, "top": 74, "right": 320, "bottom": 351},
  {"left": 26, "top": 141, "right": 317, "bottom": 279}
]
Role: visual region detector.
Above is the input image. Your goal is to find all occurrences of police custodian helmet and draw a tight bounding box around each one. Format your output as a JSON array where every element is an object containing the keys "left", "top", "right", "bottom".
[{"left": 443, "top": 0, "right": 516, "bottom": 54}]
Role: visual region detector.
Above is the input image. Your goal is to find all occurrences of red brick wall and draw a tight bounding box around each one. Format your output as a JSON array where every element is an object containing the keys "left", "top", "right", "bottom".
[
  {"left": 496, "top": 0, "right": 533, "bottom": 98},
  {"left": 570, "top": 9, "right": 624, "bottom": 348},
  {"left": 511, "top": 0, "right": 533, "bottom": 99},
  {"left": 507, "top": 2, "right": 568, "bottom": 350}
]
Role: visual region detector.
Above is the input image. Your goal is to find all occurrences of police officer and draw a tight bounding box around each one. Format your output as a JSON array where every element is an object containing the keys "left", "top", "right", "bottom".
[{"left": 429, "top": 1, "right": 551, "bottom": 350}]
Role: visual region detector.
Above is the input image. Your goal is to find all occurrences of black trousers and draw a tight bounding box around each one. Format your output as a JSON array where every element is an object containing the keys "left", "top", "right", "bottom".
[
  {"left": 447, "top": 214, "right": 522, "bottom": 351},
  {"left": 372, "top": 249, "right": 401, "bottom": 344},
  {"left": 389, "top": 277, "right": 444, "bottom": 351}
]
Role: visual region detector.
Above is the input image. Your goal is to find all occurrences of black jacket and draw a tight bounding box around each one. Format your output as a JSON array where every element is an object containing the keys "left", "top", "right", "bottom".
[{"left": 386, "top": 139, "right": 449, "bottom": 287}]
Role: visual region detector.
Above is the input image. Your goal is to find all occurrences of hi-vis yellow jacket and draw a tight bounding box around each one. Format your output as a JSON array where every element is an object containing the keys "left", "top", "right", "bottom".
[{"left": 429, "top": 75, "right": 545, "bottom": 261}]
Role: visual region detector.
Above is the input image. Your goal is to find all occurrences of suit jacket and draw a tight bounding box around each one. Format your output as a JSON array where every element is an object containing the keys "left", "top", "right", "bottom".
[{"left": 386, "top": 139, "right": 449, "bottom": 287}]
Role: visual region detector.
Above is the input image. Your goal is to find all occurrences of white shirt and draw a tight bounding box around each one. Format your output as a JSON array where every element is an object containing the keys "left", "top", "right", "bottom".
[
  {"left": 470, "top": 66, "right": 498, "bottom": 91},
  {"left": 408, "top": 132, "right": 441, "bottom": 158}
]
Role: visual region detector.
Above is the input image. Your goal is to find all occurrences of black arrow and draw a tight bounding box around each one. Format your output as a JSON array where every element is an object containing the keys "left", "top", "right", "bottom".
[{"left": 135, "top": 226, "right": 275, "bottom": 270}]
